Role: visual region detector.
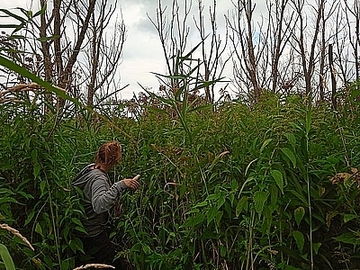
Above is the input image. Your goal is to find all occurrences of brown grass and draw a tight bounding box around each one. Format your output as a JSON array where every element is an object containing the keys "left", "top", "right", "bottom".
[
  {"left": 73, "top": 263, "right": 115, "bottom": 269},
  {"left": 0, "top": 223, "right": 34, "bottom": 251}
]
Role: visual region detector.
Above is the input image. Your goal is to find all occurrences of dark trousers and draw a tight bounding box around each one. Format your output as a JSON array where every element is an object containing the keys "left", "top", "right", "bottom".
[{"left": 78, "top": 231, "right": 123, "bottom": 269}]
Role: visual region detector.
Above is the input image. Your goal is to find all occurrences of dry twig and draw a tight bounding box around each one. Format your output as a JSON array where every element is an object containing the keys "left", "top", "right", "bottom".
[{"left": 0, "top": 83, "right": 67, "bottom": 104}]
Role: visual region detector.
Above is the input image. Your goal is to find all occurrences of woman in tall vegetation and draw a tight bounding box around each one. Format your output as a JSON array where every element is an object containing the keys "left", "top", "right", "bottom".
[{"left": 72, "top": 141, "right": 140, "bottom": 269}]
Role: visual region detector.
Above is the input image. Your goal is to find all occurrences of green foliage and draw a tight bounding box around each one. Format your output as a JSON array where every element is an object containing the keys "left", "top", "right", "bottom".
[
  {"left": 0, "top": 244, "right": 15, "bottom": 270},
  {"left": 1, "top": 16, "right": 360, "bottom": 267},
  {"left": 1, "top": 92, "right": 360, "bottom": 269}
]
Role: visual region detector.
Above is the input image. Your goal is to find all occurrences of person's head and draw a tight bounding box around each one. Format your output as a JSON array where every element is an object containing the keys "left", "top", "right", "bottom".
[{"left": 95, "top": 141, "right": 122, "bottom": 170}]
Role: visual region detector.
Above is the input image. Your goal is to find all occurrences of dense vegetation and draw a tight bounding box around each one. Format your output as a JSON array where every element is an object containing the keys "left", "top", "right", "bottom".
[
  {"left": 1, "top": 82, "right": 360, "bottom": 269},
  {"left": 1, "top": 1, "right": 360, "bottom": 269}
]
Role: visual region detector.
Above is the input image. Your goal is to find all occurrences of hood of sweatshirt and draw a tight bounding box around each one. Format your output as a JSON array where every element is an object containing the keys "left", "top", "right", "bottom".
[{"left": 72, "top": 163, "right": 96, "bottom": 188}]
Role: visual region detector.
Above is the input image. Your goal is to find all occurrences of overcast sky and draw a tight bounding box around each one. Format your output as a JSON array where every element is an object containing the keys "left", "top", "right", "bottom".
[
  {"left": 1, "top": 0, "right": 267, "bottom": 100},
  {"left": 119, "top": 0, "right": 235, "bottom": 99},
  {"left": 108, "top": 0, "right": 245, "bottom": 99}
]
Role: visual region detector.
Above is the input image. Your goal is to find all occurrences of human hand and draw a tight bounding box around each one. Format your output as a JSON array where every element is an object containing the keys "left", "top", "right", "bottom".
[{"left": 121, "top": 174, "right": 140, "bottom": 190}]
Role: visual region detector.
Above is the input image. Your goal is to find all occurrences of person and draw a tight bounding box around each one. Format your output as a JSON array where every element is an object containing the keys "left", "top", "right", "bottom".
[{"left": 72, "top": 141, "right": 140, "bottom": 269}]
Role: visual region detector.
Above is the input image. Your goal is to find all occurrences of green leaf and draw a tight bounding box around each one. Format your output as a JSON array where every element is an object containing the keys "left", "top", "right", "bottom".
[
  {"left": 185, "top": 208, "right": 200, "bottom": 215},
  {"left": 181, "top": 213, "right": 205, "bottom": 228},
  {"left": 236, "top": 196, "right": 248, "bottom": 217},
  {"left": 142, "top": 244, "right": 152, "bottom": 255},
  {"left": 215, "top": 211, "right": 223, "bottom": 226},
  {"left": 69, "top": 238, "right": 84, "bottom": 254},
  {"left": 294, "top": 206, "right": 305, "bottom": 227},
  {"left": 150, "top": 72, "right": 186, "bottom": 80},
  {"left": 33, "top": 3, "right": 47, "bottom": 17},
  {"left": 313, "top": 242, "right": 322, "bottom": 255},
  {"left": 33, "top": 164, "right": 41, "bottom": 178},
  {"left": 231, "top": 180, "right": 238, "bottom": 191},
  {"left": 293, "top": 230, "right": 304, "bottom": 252},
  {"left": 285, "top": 133, "right": 296, "bottom": 149},
  {"left": 207, "top": 193, "right": 219, "bottom": 201},
  {"left": 26, "top": 10, "right": 33, "bottom": 19},
  {"left": 260, "top": 139, "right": 272, "bottom": 153},
  {"left": 180, "top": 185, "right": 186, "bottom": 199},
  {"left": 280, "top": 147, "right": 297, "bottom": 168},
  {"left": 343, "top": 214, "right": 358, "bottom": 223},
  {"left": 0, "top": 197, "right": 18, "bottom": 204},
  {"left": 24, "top": 210, "right": 35, "bottom": 226},
  {"left": 0, "top": 244, "right": 15, "bottom": 270},
  {"left": 253, "top": 191, "right": 268, "bottom": 215},
  {"left": 188, "top": 104, "right": 213, "bottom": 113},
  {"left": 37, "top": 35, "right": 61, "bottom": 42},
  {"left": 334, "top": 232, "right": 360, "bottom": 245},
  {"left": 262, "top": 207, "right": 273, "bottom": 233},
  {"left": 60, "top": 259, "right": 70, "bottom": 270},
  {"left": 275, "top": 245, "right": 309, "bottom": 264},
  {"left": 217, "top": 194, "right": 226, "bottom": 210},
  {"left": 182, "top": 38, "right": 205, "bottom": 59},
  {"left": 71, "top": 218, "right": 83, "bottom": 227},
  {"left": 289, "top": 190, "right": 308, "bottom": 206},
  {"left": 0, "top": 188, "right": 14, "bottom": 195},
  {"left": 350, "top": 89, "right": 360, "bottom": 100},
  {"left": 228, "top": 193, "right": 235, "bottom": 206},
  {"left": 35, "top": 223, "right": 43, "bottom": 237},
  {"left": 192, "top": 77, "right": 227, "bottom": 92},
  {"left": 220, "top": 245, "right": 227, "bottom": 257},
  {"left": 75, "top": 226, "right": 87, "bottom": 234},
  {"left": 207, "top": 206, "right": 218, "bottom": 226},
  {"left": 270, "top": 169, "right": 284, "bottom": 193},
  {"left": 0, "top": 8, "right": 26, "bottom": 23},
  {"left": 175, "top": 86, "right": 185, "bottom": 100},
  {"left": 63, "top": 226, "right": 70, "bottom": 240},
  {"left": 40, "top": 181, "right": 46, "bottom": 197},
  {"left": 194, "top": 200, "right": 208, "bottom": 208},
  {"left": 6, "top": 34, "right": 25, "bottom": 40},
  {"left": 0, "top": 24, "right": 21, "bottom": 29}
]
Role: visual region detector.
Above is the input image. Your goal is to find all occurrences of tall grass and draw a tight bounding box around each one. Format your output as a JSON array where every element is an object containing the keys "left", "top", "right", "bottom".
[{"left": 1, "top": 55, "right": 360, "bottom": 269}]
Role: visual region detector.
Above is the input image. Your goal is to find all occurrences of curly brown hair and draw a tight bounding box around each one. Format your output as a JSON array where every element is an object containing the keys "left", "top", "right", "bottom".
[{"left": 95, "top": 141, "right": 122, "bottom": 166}]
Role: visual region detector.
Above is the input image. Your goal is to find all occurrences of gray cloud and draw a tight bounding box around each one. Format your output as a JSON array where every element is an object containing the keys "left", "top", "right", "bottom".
[{"left": 134, "top": 17, "right": 158, "bottom": 35}]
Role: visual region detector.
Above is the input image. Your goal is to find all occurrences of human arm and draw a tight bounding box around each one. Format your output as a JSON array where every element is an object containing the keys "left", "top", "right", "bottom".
[
  {"left": 90, "top": 174, "right": 140, "bottom": 214},
  {"left": 90, "top": 175, "right": 127, "bottom": 214}
]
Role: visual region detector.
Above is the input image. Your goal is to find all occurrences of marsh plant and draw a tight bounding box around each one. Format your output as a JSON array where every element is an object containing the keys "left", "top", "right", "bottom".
[
  {"left": 1, "top": 14, "right": 360, "bottom": 268},
  {"left": 1, "top": 63, "right": 360, "bottom": 269}
]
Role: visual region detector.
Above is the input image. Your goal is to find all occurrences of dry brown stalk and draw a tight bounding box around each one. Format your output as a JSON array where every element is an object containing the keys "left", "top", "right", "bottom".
[
  {"left": 73, "top": 263, "right": 115, "bottom": 270},
  {"left": 0, "top": 98, "right": 24, "bottom": 104},
  {"left": 218, "top": 150, "right": 230, "bottom": 158},
  {"left": 0, "top": 83, "right": 40, "bottom": 97},
  {"left": 0, "top": 83, "right": 66, "bottom": 97},
  {"left": 330, "top": 167, "right": 360, "bottom": 189},
  {"left": 0, "top": 223, "right": 34, "bottom": 251},
  {"left": 0, "top": 83, "right": 67, "bottom": 104},
  {"left": 0, "top": 83, "right": 42, "bottom": 105}
]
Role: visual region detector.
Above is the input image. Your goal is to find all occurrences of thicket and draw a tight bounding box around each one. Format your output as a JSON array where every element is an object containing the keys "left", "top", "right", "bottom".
[
  {"left": 1, "top": 83, "right": 360, "bottom": 270},
  {"left": 1, "top": 1, "right": 360, "bottom": 269}
]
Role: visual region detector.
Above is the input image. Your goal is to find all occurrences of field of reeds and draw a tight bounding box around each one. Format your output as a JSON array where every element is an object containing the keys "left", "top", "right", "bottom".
[{"left": 1, "top": 81, "right": 360, "bottom": 270}]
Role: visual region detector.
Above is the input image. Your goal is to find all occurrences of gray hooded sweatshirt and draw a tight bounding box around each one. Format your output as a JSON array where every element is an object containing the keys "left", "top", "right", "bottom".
[{"left": 72, "top": 163, "right": 127, "bottom": 237}]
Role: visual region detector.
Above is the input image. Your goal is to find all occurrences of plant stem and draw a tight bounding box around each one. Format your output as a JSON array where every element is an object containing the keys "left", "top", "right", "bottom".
[
  {"left": 46, "top": 176, "right": 61, "bottom": 267},
  {"left": 305, "top": 104, "right": 314, "bottom": 270}
]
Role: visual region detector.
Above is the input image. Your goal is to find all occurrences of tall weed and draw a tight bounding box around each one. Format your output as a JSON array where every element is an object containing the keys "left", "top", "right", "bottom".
[{"left": 1, "top": 72, "right": 360, "bottom": 269}]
